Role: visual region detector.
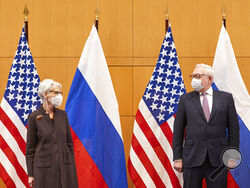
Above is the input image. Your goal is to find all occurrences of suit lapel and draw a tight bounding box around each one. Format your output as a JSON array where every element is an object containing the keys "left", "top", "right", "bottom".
[
  {"left": 191, "top": 91, "right": 207, "bottom": 122},
  {"left": 209, "top": 90, "right": 220, "bottom": 122},
  {"left": 38, "top": 105, "right": 54, "bottom": 129}
]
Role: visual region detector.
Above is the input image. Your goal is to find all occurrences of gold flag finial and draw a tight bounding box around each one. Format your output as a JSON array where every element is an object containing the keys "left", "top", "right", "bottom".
[
  {"left": 165, "top": 14, "right": 169, "bottom": 20},
  {"left": 165, "top": 0, "right": 169, "bottom": 32},
  {"left": 23, "top": 4, "right": 29, "bottom": 20},
  {"left": 95, "top": 0, "right": 99, "bottom": 21},
  {"left": 222, "top": 7, "right": 226, "bottom": 19},
  {"left": 222, "top": 6, "right": 226, "bottom": 28}
]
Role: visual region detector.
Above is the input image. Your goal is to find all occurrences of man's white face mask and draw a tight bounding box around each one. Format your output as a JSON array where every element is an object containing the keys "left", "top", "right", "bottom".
[{"left": 191, "top": 78, "right": 204, "bottom": 91}]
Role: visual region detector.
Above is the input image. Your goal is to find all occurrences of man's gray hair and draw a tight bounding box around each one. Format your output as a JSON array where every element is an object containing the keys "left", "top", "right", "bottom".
[
  {"left": 195, "top": 64, "right": 215, "bottom": 77},
  {"left": 38, "top": 79, "right": 62, "bottom": 101}
]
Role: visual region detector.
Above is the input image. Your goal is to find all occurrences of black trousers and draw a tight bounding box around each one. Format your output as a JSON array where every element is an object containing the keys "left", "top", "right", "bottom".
[{"left": 183, "top": 154, "right": 228, "bottom": 188}]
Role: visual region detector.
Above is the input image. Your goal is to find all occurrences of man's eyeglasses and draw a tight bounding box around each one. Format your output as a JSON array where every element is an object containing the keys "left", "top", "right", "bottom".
[
  {"left": 49, "top": 90, "right": 63, "bottom": 95},
  {"left": 189, "top": 74, "right": 208, "bottom": 79}
]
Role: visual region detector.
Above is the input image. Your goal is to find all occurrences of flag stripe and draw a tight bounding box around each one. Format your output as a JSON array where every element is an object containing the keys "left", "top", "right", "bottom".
[
  {"left": 133, "top": 120, "right": 173, "bottom": 187},
  {"left": 160, "top": 121, "right": 174, "bottom": 148},
  {"left": 232, "top": 116, "right": 250, "bottom": 188},
  {"left": 129, "top": 147, "right": 156, "bottom": 187},
  {"left": 0, "top": 121, "right": 26, "bottom": 169},
  {"left": 77, "top": 29, "right": 123, "bottom": 140},
  {"left": 1, "top": 98, "right": 27, "bottom": 141},
  {"left": 127, "top": 158, "right": 146, "bottom": 188},
  {"left": 166, "top": 116, "right": 175, "bottom": 132},
  {"left": 0, "top": 136, "right": 28, "bottom": 187},
  {"left": 135, "top": 109, "right": 181, "bottom": 188},
  {"left": 0, "top": 107, "right": 26, "bottom": 155},
  {"left": 70, "top": 128, "right": 108, "bottom": 188},
  {"left": 0, "top": 149, "right": 25, "bottom": 187},
  {"left": 138, "top": 100, "right": 173, "bottom": 157},
  {"left": 131, "top": 133, "right": 165, "bottom": 187},
  {"left": 0, "top": 163, "right": 16, "bottom": 188},
  {"left": 139, "top": 100, "right": 183, "bottom": 185},
  {"left": 227, "top": 172, "right": 240, "bottom": 188}
]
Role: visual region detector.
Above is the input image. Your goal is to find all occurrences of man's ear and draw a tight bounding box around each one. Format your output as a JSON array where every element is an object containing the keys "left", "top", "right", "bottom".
[{"left": 209, "top": 76, "right": 213, "bottom": 83}]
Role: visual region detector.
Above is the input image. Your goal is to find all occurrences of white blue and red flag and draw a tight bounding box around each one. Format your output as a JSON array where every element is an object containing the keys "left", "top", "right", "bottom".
[
  {"left": 128, "top": 26, "right": 185, "bottom": 187},
  {"left": 0, "top": 27, "right": 41, "bottom": 187},
  {"left": 212, "top": 24, "right": 250, "bottom": 188},
  {"left": 65, "top": 25, "right": 128, "bottom": 188}
]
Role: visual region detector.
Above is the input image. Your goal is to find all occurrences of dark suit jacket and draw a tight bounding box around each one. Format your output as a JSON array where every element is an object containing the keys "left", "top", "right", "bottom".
[
  {"left": 26, "top": 106, "right": 78, "bottom": 188},
  {"left": 173, "top": 90, "right": 239, "bottom": 168}
]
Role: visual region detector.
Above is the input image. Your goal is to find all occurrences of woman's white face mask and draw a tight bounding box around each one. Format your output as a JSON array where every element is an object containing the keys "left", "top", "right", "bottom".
[
  {"left": 49, "top": 94, "right": 63, "bottom": 107},
  {"left": 191, "top": 78, "right": 204, "bottom": 91}
]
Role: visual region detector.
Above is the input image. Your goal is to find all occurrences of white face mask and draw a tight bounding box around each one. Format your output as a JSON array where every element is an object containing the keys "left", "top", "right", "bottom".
[
  {"left": 191, "top": 78, "right": 204, "bottom": 91},
  {"left": 50, "top": 94, "right": 63, "bottom": 107}
]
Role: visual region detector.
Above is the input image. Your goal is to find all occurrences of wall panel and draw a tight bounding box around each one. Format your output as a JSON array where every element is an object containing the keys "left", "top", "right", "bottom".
[
  {"left": 99, "top": 0, "right": 133, "bottom": 57},
  {"left": 109, "top": 66, "right": 133, "bottom": 116}
]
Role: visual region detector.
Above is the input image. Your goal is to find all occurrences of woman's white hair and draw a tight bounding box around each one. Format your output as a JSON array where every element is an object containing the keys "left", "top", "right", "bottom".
[
  {"left": 195, "top": 64, "right": 215, "bottom": 77},
  {"left": 38, "top": 79, "right": 62, "bottom": 101}
]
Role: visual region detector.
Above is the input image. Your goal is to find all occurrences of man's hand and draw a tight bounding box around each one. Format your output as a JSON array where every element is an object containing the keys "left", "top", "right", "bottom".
[
  {"left": 227, "top": 158, "right": 237, "bottom": 169},
  {"left": 28, "top": 177, "right": 34, "bottom": 187},
  {"left": 174, "top": 160, "right": 183, "bottom": 173}
]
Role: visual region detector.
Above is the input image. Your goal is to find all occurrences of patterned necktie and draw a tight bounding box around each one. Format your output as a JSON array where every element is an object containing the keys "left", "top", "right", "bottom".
[{"left": 202, "top": 92, "right": 210, "bottom": 122}]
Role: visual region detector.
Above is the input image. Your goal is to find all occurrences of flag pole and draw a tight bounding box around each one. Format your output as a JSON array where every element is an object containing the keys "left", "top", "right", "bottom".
[
  {"left": 23, "top": 4, "right": 29, "bottom": 43},
  {"left": 95, "top": 0, "right": 99, "bottom": 31},
  {"left": 165, "top": 14, "right": 169, "bottom": 32},
  {"left": 165, "top": 0, "right": 169, "bottom": 32},
  {"left": 222, "top": 6, "right": 226, "bottom": 28}
]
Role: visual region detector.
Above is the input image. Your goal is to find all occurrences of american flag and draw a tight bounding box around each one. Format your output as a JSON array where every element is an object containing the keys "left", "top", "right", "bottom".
[
  {"left": 128, "top": 26, "right": 186, "bottom": 187},
  {"left": 0, "top": 27, "right": 41, "bottom": 187}
]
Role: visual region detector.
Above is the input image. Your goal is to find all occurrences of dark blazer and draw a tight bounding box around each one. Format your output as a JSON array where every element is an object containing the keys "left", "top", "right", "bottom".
[
  {"left": 26, "top": 106, "right": 78, "bottom": 188},
  {"left": 173, "top": 89, "right": 239, "bottom": 168}
]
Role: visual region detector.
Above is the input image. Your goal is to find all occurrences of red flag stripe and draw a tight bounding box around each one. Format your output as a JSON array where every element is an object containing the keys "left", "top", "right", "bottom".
[
  {"left": 227, "top": 172, "right": 240, "bottom": 188},
  {"left": 0, "top": 107, "right": 26, "bottom": 155},
  {"left": 131, "top": 134, "right": 165, "bottom": 187},
  {"left": 1, "top": 99, "right": 27, "bottom": 141},
  {"left": 135, "top": 109, "right": 181, "bottom": 188},
  {"left": 129, "top": 145, "right": 156, "bottom": 186},
  {"left": 160, "top": 121, "right": 174, "bottom": 148},
  {"left": 70, "top": 128, "right": 108, "bottom": 188},
  {"left": 128, "top": 158, "right": 146, "bottom": 188},
  {"left": 0, "top": 136, "right": 28, "bottom": 187},
  {"left": 0, "top": 163, "right": 16, "bottom": 188}
]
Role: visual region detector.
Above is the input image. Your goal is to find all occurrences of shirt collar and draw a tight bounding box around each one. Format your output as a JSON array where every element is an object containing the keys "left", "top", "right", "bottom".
[{"left": 199, "top": 86, "right": 213, "bottom": 96}]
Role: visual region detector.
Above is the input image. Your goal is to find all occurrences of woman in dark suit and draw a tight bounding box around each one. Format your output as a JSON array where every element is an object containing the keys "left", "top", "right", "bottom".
[{"left": 26, "top": 79, "right": 78, "bottom": 188}]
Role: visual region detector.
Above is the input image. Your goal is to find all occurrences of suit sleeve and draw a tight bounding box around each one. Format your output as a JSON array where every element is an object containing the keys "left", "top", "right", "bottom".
[
  {"left": 64, "top": 111, "right": 74, "bottom": 153},
  {"left": 26, "top": 114, "right": 37, "bottom": 177},
  {"left": 172, "top": 95, "right": 187, "bottom": 161},
  {"left": 227, "top": 94, "right": 239, "bottom": 149}
]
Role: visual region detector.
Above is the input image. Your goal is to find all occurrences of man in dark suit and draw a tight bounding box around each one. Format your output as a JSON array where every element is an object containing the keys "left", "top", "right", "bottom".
[{"left": 172, "top": 64, "right": 239, "bottom": 188}]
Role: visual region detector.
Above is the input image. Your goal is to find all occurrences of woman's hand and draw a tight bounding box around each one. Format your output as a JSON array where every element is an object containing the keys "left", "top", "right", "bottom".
[
  {"left": 174, "top": 160, "right": 183, "bottom": 173},
  {"left": 28, "top": 177, "right": 34, "bottom": 187}
]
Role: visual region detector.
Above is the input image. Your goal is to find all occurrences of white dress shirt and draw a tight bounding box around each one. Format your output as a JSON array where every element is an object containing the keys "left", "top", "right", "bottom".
[{"left": 199, "top": 86, "right": 213, "bottom": 113}]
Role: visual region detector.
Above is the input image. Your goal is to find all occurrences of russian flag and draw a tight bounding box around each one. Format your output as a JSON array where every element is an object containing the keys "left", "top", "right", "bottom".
[
  {"left": 212, "top": 25, "right": 250, "bottom": 188},
  {"left": 65, "top": 25, "right": 128, "bottom": 188}
]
